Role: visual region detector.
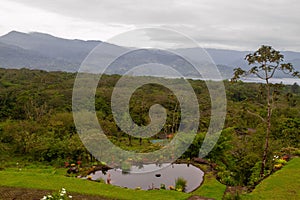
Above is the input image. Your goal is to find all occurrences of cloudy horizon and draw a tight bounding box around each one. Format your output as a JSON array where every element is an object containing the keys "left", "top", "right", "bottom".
[{"left": 1, "top": 0, "right": 300, "bottom": 51}]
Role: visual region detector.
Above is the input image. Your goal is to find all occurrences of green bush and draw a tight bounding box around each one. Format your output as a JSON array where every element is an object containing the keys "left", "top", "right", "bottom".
[
  {"left": 275, "top": 159, "right": 287, "bottom": 165},
  {"left": 217, "top": 170, "right": 236, "bottom": 186},
  {"left": 294, "top": 149, "right": 300, "bottom": 156},
  {"left": 160, "top": 183, "right": 166, "bottom": 190},
  {"left": 248, "top": 162, "right": 262, "bottom": 186},
  {"left": 175, "top": 177, "right": 187, "bottom": 192},
  {"left": 121, "top": 161, "right": 131, "bottom": 173}
]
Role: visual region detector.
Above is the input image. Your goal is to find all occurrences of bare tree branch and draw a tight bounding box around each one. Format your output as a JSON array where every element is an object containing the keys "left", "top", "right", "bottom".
[
  {"left": 246, "top": 110, "right": 266, "bottom": 122},
  {"left": 268, "top": 65, "right": 279, "bottom": 79}
]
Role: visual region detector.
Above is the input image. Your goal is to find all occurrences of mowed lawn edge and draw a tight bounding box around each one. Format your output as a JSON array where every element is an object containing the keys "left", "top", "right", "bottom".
[
  {"left": 192, "top": 172, "right": 226, "bottom": 200},
  {"left": 0, "top": 170, "right": 189, "bottom": 200},
  {"left": 242, "top": 157, "right": 300, "bottom": 200}
]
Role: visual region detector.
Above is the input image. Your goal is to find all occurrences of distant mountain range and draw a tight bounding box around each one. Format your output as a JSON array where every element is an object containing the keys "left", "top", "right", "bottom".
[{"left": 0, "top": 31, "right": 300, "bottom": 79}]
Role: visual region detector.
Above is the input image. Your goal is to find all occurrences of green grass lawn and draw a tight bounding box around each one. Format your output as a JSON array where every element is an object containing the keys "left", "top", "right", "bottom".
[
  {"left": 242, "top": 157, "right": 300, "bottom": 200},
  {"left": 1, "top": 158, "right": 298, "bottom": 200},
  {"left": 0, "top": 161, "right": 230, "bottom": 200},
  {"left": 192, "top": 172, "right": 226, "bottom": 200},
  {"left": 0, "top": 165, "right": 190, "bottom": 200}
]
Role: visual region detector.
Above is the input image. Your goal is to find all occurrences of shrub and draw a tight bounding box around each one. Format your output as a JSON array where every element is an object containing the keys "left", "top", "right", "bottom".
[
  {"left": 274, "top": 164, "right": 282, "bottom": 169},
  {"left": 160, "top": 183, "right": 166, "bottom": 190},
  {"left": 175, "top": 177, "right": 187, "bottom": 192},
  {"left": 294, "top": 149, "right": 300, "bottom": 156},
  {"left": 217, "top": 170, "right": 236, "bottom": 186},
  {"left": 275, "top": 159, "right": 287, "bottom": 165},
  {"left": 248, "top": 162, "right": 262, "bottom": 186},
  {"left": 121, "top": 161, "right": 131, "bottom": 172}
]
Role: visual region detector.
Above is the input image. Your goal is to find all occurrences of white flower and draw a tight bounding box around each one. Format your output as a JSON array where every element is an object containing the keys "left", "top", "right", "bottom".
[
  {"left": 41, "top": 196, "right": 47, "bottom": 200},
  {"left": 61, "top": 188, "right": 66, "bottom": 194},
  {"left": 68, "top": 195, "right": 72, "bottom": 198}
]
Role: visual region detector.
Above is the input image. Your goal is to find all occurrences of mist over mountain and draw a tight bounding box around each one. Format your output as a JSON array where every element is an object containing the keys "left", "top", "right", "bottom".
[
  {"left": 0, "top": 31, "right": 299, "bottom": 79},
  {"left": 0, "top": 31, "right": 100, "bottom": 71},
  {"left": 0, "top": 40, "right": 75, "bottom": 71}
]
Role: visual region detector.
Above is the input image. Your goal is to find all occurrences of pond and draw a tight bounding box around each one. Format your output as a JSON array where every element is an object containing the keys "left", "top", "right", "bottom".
[{"left": 88, "top": 163, "right": 204, "bottom": 192}]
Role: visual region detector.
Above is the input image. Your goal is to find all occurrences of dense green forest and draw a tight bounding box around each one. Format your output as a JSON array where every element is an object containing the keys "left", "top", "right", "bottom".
[{"left": 0, "top": 68, "right": 299, "bottom": 187}]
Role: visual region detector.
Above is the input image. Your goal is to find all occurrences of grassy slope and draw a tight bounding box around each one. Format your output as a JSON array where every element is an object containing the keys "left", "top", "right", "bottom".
[
  {"left": 243, "top": 157, "right": 300, "bottom": 200},
  {"left": 1, "top": 158, "right": 298, "bottom": 200},
  {"left": 0, "top": 167, "right": 189, "bottom": 200},
  {"left": 192, "top": 172, "right": 226, "bottom": 200}
]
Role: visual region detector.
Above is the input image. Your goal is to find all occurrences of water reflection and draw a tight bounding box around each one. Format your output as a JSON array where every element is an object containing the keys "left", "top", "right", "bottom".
[{"left": 88, "top": 163, "right": 204, "bottom": 192}]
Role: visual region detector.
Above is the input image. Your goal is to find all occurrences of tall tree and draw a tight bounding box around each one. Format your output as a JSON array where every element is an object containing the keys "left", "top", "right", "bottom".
[{"left": 232, "top": 45, "right": 300, "bottom": 177}]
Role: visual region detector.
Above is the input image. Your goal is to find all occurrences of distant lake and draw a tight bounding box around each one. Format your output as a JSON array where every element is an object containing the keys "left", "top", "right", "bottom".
[
  {"left": 240, "top": 78, "right": 300, "bottom": 85},
  {"left": 88, "top": 163, "right": 204, "bottom": 192},
  {"left": 187, "top": 77, "right": 300, "bottom": 85}
]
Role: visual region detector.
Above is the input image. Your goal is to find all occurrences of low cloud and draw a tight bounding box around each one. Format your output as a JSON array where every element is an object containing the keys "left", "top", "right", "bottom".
[{"left": 2, "top": 0, "right": 300, "bottom": 51}]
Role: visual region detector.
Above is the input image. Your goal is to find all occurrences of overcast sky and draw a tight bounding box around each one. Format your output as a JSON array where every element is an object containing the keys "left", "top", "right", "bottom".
[{"left": 1, "top": 0, "right": 300, "bottom": 51}]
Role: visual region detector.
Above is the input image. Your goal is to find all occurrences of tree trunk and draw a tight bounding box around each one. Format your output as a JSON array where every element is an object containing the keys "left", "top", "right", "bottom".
[
  {"left": 128, "top": 135, "right": 132, "bottom": 146},
  {"left": 260, "top": 81, "right": 271, "bottom": 177},
  {"left": 89, "top": 152, "right": 94, "bottom": 162}
]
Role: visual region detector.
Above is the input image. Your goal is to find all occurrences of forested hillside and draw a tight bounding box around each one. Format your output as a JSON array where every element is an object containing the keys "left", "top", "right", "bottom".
[{"left": 0, "top": 68, "right": 299, "bottom": 187}]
